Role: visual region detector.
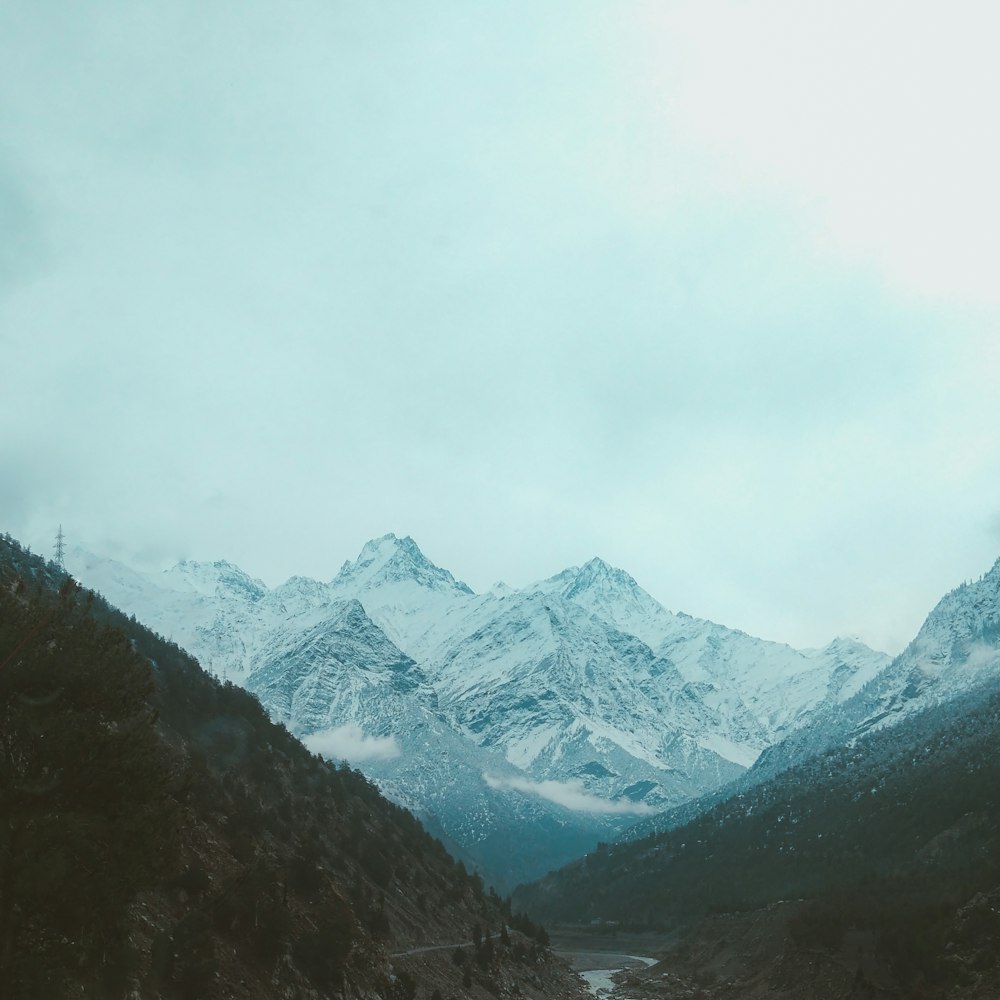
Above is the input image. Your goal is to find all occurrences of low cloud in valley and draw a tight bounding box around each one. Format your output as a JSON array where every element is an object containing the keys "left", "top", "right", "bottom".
[
  {"left": 484, "top": 773, "right": 654, "bottom": 816},
  {"left": 304, "top": 724, "right": 401, "bottom": 763}
]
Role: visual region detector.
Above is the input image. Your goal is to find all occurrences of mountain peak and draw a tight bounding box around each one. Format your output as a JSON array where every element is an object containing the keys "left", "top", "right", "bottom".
[
  {"left": 564, "top": 557, "right": 642, "bottom": 600},
  {"left": 332, "top": 534, "right": 474, "bottom": 596}
]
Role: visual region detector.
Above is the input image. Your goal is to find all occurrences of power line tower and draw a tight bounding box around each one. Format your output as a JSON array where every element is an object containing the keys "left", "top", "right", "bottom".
[{"left": 54, "top": 525, "right": 66, "bottom": 569}]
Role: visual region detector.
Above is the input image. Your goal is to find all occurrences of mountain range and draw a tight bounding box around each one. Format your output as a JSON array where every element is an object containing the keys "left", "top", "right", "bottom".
[
  {"left": 66, "top": 533, "right": 892, "bottom": 887},
  {"left": 34, "top": 529, "right": 1000, "bottom": 998}
]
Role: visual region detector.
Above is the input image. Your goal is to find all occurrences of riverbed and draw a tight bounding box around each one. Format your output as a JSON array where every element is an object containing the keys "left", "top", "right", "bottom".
[
  {"left": 577, "top": 956, "right": 656, "bottom": 999},
  {"left": 555, "top": 946, "right": 658, "bottom": 1000}
]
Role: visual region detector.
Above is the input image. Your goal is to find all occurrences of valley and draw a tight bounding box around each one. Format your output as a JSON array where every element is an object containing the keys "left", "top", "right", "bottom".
[{"left": 6, "top": 529, "right": 1000, "bottom": 997}]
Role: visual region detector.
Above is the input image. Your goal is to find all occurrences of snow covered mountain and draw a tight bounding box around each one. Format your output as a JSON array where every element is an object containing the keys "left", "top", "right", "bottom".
[
  {"left": 417, "top": 587, "right": 745, "bottom": 804},
  {"left": 66, "top": 542, "right": 645, "bottom": 885},
  {"left": 244, "top": 598, "right": 628, "bottom": 886},
  {"left": 532, "top": 558, "right": 888, "bottom": 746},
  {"left": 65, "top": 533, "right": 890, "bottom": 884},
  {"left": 747, "top": 557, "right": 1000, "bottom": 785},
  {"left": 858, "top": 558, "right": 1000, "bottom": 722}
]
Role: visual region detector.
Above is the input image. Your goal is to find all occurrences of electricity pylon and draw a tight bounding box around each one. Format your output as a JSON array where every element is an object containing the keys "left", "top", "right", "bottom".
[{"left": 54, "top": 525, "right": 66, "bottom": 569}]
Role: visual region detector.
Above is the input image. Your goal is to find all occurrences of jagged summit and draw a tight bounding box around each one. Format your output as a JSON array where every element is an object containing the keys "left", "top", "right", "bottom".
[
  {"left": 325, "top": 596, "right": 373, "bottom": 627},
  {"left": 536, "top": 557, "right": 665, "bottom": 610},
  {"left": 531, "top": 556, "right": 678, "bottom": 649},
  {"left": 564, "top": 557, "right": 644, "bottom": 601},
  {"left": 332, "top": 533, "right": 474, "bottom": 596}
]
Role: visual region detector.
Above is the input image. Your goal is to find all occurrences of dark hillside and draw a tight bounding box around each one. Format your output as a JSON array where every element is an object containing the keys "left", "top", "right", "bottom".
[
  {"left": 515, "top": 677, "right": 1000, "bottom": 998},
  {"left": 0, "top": 533, "right": 585, "bottom": 1000}
]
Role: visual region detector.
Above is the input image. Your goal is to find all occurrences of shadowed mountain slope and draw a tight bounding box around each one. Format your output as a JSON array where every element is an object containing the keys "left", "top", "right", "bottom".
[{"left": 0, "top": 533, "right": 585, "bottom": 1000}]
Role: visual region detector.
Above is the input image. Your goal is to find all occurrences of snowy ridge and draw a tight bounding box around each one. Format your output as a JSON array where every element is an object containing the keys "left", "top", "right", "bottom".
[
  {"left": 744, "top": 558, "right": 1000, "bottom": 787},
  {"left": 421, "top": 588, "right": 746, "bottom": 804},
  {"left": 848, "top": 558, "right": 1000, "bottom": 730},
  {"left": 329, "top": 533, "right": 477, "bottom": 656}
]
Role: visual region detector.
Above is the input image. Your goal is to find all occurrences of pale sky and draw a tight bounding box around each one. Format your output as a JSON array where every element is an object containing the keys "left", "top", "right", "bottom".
[{"left": 3, "top": 1, "right": 999, "bottom": 654}]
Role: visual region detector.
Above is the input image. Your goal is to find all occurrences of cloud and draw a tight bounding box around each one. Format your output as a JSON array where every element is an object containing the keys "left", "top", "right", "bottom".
[
  {"left": 963, "top": 642, "right": 1000, "bottom": 673},
  {"left": 0, "top": 154, "right": 47, "bottom": 301},
  {"left": 304, "top": 724, "right": 400, "bottom": 763},
  {"left": 632, "top": 1, "right": 1000, "bottom": 308},
  {"left": 3, "top": 0, "right": 1000, "bottom": 660},
  {"left": 483, "top": 773, "right": 653, "bottom": 815}
]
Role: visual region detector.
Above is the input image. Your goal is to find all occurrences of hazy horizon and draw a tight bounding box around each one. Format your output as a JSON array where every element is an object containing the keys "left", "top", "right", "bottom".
[{"left": 36, "top": 527, "right": 993, "bottom": 658}]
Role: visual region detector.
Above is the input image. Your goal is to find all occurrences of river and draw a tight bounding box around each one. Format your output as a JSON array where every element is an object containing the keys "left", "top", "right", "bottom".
[{"left": 578, "top": 955, "right": 657, "bottom": 999}]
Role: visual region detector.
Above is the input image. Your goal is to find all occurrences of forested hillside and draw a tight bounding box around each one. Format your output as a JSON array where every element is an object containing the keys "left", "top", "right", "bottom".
[
  {"left": 516, "top": 677, "right": 1000, "bottom": 998},
  {"left": 0, "top": 534, "right": 583, "bottom": 1000}
]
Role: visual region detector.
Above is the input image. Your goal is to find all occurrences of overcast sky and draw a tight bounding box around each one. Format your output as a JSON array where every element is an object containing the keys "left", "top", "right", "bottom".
[{"left": 3, "top": 1, "right": 999, "bottom": 654}]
